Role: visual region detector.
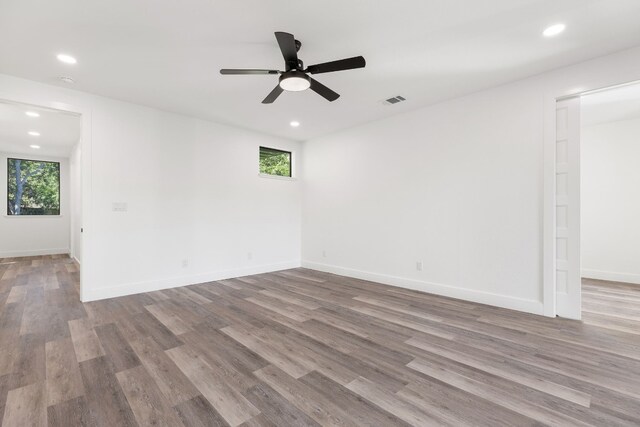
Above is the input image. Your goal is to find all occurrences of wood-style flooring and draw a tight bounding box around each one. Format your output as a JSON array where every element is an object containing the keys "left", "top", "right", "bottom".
[{"left": 1, "top": 255, "right": 640, "bottom": 426}]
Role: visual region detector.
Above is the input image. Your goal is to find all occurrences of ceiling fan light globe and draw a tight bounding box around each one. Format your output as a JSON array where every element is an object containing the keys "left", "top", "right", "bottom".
[{"left": 279, "top": 71, "right": 311, "bottom": 91}]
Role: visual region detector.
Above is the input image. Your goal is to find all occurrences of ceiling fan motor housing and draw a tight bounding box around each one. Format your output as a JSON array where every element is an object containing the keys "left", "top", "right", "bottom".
[{"left": 285, "top": 40, "right": 303, "bottom": 71}]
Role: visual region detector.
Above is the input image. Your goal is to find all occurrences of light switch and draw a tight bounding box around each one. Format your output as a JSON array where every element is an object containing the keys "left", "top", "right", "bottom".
[{"left": 112, "top": 202, "right": 127, "bottom": 212}]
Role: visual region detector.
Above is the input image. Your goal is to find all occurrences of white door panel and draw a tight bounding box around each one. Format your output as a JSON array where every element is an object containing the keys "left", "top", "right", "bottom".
[{"left": 555, "top": 97, "right": 581, "bottom": 319}]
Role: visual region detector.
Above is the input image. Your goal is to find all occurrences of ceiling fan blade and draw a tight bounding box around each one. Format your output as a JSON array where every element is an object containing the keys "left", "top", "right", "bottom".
[
  {"left": 274, "top": 32, "right": 299, "bottom": 69},
  {"left": 220, "top": 69, "right": 280, "bottom": 75},
  {"left": 310, "top": 78, "right": 340, "bottom": 102},
  {"left": 306, "top": 56, "right": 366, "bottom": 74},
  {"left": 262, "top": 85, "right": 284, "bottom": 104}
]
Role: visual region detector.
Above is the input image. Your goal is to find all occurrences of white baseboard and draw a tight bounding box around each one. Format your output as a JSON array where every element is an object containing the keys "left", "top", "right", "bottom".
[
  {"left": 73, "top": 256, "right": 81, "bottom": 266},
  {"left": 302, "top": 260, "right": 545, "bottom": 316},
  {"left": 582, "top": 269, "right": 640, "bottom": 285},
  {"left": 0, "top": 248, "right": 69, "bottom": 258},
  {"left": 82, "top": 260, "right": 301, "bottom": 302}
]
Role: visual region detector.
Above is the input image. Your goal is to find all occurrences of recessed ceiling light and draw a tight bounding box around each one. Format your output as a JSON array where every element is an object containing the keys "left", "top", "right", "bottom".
[
  {"left": 57, "top": 53, "right": 77, "bottom": 64},
  {"left": 28, "top": 131, "right": 40, "bottom": 136},
  {"left": 59, "top": 76, "right": 75, "bottom": 84},
  {"left": 290, "top": 121, "right": 300, "bottom": 127},
  {"left": 30, "top": 145, "right": 40, "bottom": 149},
  {"left": 543, "top": 23, "right": 566, "bottom": 37},
  {"left": 25, "top": 111, "right": 40, "bottom": 118}
]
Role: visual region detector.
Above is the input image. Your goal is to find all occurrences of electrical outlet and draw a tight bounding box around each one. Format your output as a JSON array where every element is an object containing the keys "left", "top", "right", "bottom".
[
  {"left": 322, "top": 250, "right": 327, "bottom": 258},
  {"left": 416, "top": 261, "right": 423, "bottom": 271},
  {"left": 182, "top": 259, "right": 188, "bottom": 268},
  {"left": 247, "top": 252, "right": 253, "bottom": 261}
]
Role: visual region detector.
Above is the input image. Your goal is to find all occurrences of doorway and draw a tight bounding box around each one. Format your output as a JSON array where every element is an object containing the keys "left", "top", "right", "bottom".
[
  {"left": 551, "top": 81, "right": 640, "bottom": 320},
  {"left": 0, "top": 99, "right": 83, "bottom": 299},
  {"left": 579, "top": 83, "right": 640, "bottom": 329}
]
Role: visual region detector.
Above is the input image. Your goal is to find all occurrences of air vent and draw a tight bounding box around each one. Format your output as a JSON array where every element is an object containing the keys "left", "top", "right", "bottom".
[{"left": 382, "top": 95, "right": 406, "bottom": 105}]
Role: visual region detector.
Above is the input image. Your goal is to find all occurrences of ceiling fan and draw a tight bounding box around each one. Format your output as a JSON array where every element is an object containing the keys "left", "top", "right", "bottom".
[{"left": 220, "top": 32, "right": 366, "bottom": 104}]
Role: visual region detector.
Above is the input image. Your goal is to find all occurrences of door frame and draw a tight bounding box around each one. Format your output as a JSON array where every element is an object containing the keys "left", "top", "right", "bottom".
[
  {"left": 553, "top": 96, "right": 581, "bottom": 319},
  {"left": 543, "top": 78, "right": 640, "bottom": 318},
  {"left": 0, "top": 91, "right": 92, "bottom": 302}
]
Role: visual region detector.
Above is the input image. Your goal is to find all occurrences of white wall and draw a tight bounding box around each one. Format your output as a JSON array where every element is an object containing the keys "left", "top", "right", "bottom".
[
  {"left": 0, "top": 74, "right": 302, "bottom": 301},
  {"left": 70, "top": 140, "right": 82, "bottom": 264},
  {"left": 87, "top": 103, "right": 301, "bottom": 301},
  {"left": 302, "top": 46, "right": 640, "bottom": 316},
  {"left": 0, "top": 152, "right": 70, "bottom": 257},
  {"left": 581, "top": 117, "right": 640, "bottom": 285},
  {"left": 3, "top": 45, "right": 640, "bottom": 311}
]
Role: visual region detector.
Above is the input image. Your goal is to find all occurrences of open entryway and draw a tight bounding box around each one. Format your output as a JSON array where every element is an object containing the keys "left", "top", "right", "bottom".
[
  {"left": 579, "top": 82, "right": 640, "bottom": 330},
  {"left": 552, "top": 81, "right": 640, "bottom": 322},
  {"left": 0, "top": 99, "right": 83, "bottom": 299}
]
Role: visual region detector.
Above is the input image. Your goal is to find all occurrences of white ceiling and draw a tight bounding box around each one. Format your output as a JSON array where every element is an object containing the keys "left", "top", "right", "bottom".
[
  {"left": 582, "top": 82, "right": 640, "bottom": 127},
  {"left": 0, "top": 101, "right": 81, "bottom": 157},
  {"left": 1, "top": 0, "right": 640, "bottom": 141}
]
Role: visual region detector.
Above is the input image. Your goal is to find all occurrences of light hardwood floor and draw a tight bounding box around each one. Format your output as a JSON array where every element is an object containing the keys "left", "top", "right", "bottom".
[{"left": 1, "top": 255, "right": 639, "bottom": 426}]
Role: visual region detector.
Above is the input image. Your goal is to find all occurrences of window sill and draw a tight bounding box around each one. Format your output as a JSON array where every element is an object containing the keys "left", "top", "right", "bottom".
[
  {"left": 3, "top": 215, "right": 63, "bottom": 218},
  {"left": 258, "top": 173, "right": 297, "bottom": 181}
]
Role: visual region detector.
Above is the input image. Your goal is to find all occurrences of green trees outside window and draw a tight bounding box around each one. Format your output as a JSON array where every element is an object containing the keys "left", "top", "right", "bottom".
[
  {"left": 259, "top": 147, "right": 292, "bottom": 177},
  {"left": 7, "top": 158, "right": 60, "bottom": 215}
]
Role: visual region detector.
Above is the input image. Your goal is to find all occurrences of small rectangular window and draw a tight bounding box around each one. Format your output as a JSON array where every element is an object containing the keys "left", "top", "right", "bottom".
[
  {"left": 7, "top": 158, "right": 61, "bottom": 216},
  {"left": 259, "top": 147, "right": 292, "bottom": 177}
]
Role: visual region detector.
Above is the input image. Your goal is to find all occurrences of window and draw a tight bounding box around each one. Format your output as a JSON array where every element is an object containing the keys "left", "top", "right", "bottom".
[
  {"left": 7, "top": 158, "right": 60, "bottom": 215},
  {"left": 259, "top": 147, "right": 292, "bottom": 177}
]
